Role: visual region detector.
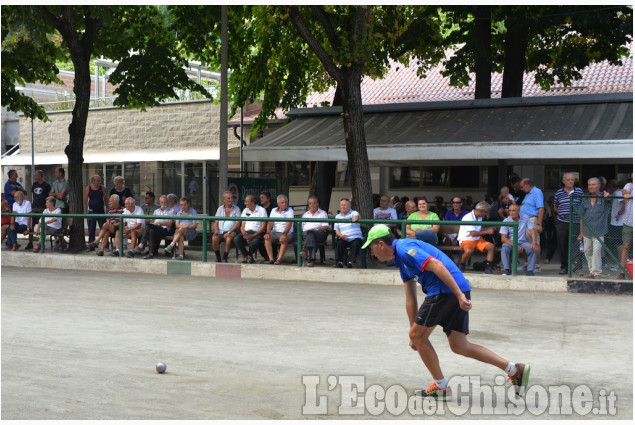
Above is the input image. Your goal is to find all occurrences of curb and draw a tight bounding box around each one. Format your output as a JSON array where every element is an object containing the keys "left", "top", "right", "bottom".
[{"left": 2, "top": 252, "right": 630, "bottom": 294}]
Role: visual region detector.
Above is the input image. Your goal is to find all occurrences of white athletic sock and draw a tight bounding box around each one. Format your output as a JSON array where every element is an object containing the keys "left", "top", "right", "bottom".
[
  {"left": 435, "top": 378, "right": 448, "bottom": 389},
  {"left": 505, "top": 362, "right": 516, "bottom": 375}
]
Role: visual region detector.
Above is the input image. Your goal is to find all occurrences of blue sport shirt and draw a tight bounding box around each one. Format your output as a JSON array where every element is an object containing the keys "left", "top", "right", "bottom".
[{"left": 392, "top": 238, "right": 471, "bottom": 297}]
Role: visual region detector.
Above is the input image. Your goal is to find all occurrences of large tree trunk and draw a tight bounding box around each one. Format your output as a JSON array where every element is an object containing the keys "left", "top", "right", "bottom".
[
  {"left": 501, "top": 12, "right": 530, "bottom": 98},
  {"left": 340, "top": 69, "right": 373, "bottom": 221},
  {"left": 473, "top": 5, "right": 492, "bottom": 99}
]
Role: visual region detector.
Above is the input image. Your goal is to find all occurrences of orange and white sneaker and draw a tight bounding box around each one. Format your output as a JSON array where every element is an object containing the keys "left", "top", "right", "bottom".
[
  {"left": 508, "top": 363, "right": 531, "bottom": 397},
  {"left": 415, "top": 382, "right": 452, "bottom": 401}
]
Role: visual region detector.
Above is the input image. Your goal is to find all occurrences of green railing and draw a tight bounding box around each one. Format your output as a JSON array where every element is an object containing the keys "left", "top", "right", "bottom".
[{"left": 2, "top": 212, "right": 519, "bottom": 274}]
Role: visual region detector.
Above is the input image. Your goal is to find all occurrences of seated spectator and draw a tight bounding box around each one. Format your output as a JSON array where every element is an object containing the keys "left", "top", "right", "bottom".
[
  {"left": 141, "top": 191, "right": 159, "bottom": 215},
  {"left": 86, "top": 194, "right": 123, "bottom": 256},
  {"left": 134, "top": 195, "right": 174, "bottom": 260},
  {"left": 500, "top": 205, "right": 539, "bottom": 276},
  {"left": 442, "top": 197, "right": 469, "bottom": 246},
  {"left": 264, "top": 194, "right": 295, "bottom": 265},
  {"left": 334, "top": 198, "right": 363, "bottom": 268},
  {"left": 260, "top": 191, "right": 274, "bottom": 216},
  {"left": 396, "top": 200, "right": 417, "bottom": 236},
  {"left": 301, "top": 196, "right": 329, "bottom": 267},
  {"left": 430, "top": 196, "right": 447, "bottom": 219},
  {"left": 117, "top": 197, "right": 145, "bottom": 258},
  {"left": 497, "top": 186, "right": 515, "bottom": 219},
  {"left": 464, "top": 195, "right": 475, "bottom": 211},
  {"left": 164, "top": 197, "right": 198, "bottom": 261},
  {"left": 166, "top": 193, "right": 181, "bottom": 214},
  {"left": 406, "top": 197, "right": 440, "bottom": 245},
  {"left": 373, "top": 195, "right": 398, "bottom": 231},
  {"left": 457, "top": 201, "right": 495, "bottom": 274},
  {"left": 212, "top": 191, "right": 242, "bottom": 263},
  {"left": 1, "top": 197, "right": 11, "bottom": 242},
  {"left": 233, "top": 194, "right": 268, "bottom": 264},
  {"left": 110, "top": 175, "right": 133, "bottom": 205},
  {"left": 32, "top": 197, "right": 63, "bottom": 252},
  {"left": 6, "top": 191, "right": 32, "bottom": 251},
  {"left": 390, "top": 195, "right": 401, "bottom": 208}
]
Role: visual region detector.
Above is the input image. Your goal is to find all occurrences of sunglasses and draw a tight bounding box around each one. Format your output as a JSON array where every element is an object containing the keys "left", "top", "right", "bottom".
[{"left": 452, "top": 201, "right": 462, "bottom": 204}]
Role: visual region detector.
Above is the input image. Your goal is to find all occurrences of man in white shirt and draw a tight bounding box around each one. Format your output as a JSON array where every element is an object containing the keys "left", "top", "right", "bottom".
[
  {"left": 7, "top": 191, "right": 31, "bottom": 251},
  {"left": 135, "top": 195, "right": 174, "bottom": 259},
  {"left": 301, "top": 196, "right": 329, "bottom": 267},
  {"left": 373, "top": 195, "right": 398, "bottom": 231},
  {"left": 457, "top": 201, "right": 495, "bottom": 274},
  {"left": 264, "top": 194, "right": 295, "bottom": 265},
  {"left": 115, "top": 197, "right": 145, "bottom": 258},
  {"left": 233, "top": 194, "right": 268, "bottom": 263}
]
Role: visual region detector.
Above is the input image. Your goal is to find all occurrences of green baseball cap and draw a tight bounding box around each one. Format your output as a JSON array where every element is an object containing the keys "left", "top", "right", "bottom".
[{"left": 361, "top": 224, "right": 391, "bottom": 249}]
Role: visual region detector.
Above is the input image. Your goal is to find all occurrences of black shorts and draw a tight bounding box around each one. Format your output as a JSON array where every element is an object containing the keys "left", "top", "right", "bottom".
[{"left": 415, "top": 291, "right": 470, "bottom": 336}]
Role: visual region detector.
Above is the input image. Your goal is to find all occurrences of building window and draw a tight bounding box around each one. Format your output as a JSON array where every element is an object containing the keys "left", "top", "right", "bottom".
[
  {"left": 160, "top": 161, "right": 183, "bottom": 199},
  {"left": 389, "top": 166, "right": 485, "bottom": 189}
]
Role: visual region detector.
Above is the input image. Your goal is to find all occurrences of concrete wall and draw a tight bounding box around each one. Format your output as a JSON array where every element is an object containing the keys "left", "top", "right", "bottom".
[{"left": 18, "top": 100, "right": 239, "bottom": 156}]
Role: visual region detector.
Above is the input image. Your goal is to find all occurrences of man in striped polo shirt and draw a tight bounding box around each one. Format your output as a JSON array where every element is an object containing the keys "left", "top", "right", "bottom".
[
  {"left": 334, "top": 198, "right": 363, "bottom": 268},
  {"left": 553, "top": 172, "right": 584, "bottom": 275}
]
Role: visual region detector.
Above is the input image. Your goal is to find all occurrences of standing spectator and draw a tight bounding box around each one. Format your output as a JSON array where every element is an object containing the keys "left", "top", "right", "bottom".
[
  {"left": 28, "top": 169, "right": 51, "bottom": 250},
  {"left": 87, "top": 194, "right": 123, "bottom": 256},
  {"left": 543, "top": 196, "right": 557, "bottom": 264},
  {"left": 110, "top": 176, "right": 133, "bottom": 205},
  {"left": 520, "top": 178, "right": 545, "bottom": 272},
  {"left": 457, "top": 201, "right": 495, "bottom": 274},
  {"left": 334, "top": 198, "right": 363, "bottom": 268},
  {"left": 260, "top": 191, "right": 274, "bottom": 216},
  {"left": 6, "top": 191, "right": 31, "bottom": 251},
  {"left": 212, "top": 191, "right": 242, "bottom": 263},
  {"left": 4, "top": 169, "right": 28, "bottom": 209},
  {"left": 553, "top": 172, "right": 584, "bottom": 275},
  {"left": 264, "top": 194, "right": 295, "bottom": 265},
  {"left": 300, "top": 196, "right": 329, "bottom": 267},
  {"left": 578, "top": 177, "right": 610, "bottom": 279},
  {"left": 164, "top": 197, "right": 198, "bottom": 261},
  {"left": 605, "top": 180, "right": 624, "bottom": 266},
  {"left": 443, "top": 197, "right": 469, "bottom": 246},
  {"left": 373, "top": 195, "right": 398, "bottom": 231},
  {"left": 84, "top": 175, "right": 108, "bottom": 248},
  {"left": 141, "top": 191, "right": 159, "bottom": 215},
  {"left": 49, "top": 167, "right": 68, "bottom": 228},
  {"left": 509, "top": 175, "right": 526, "bottom": 205},
  {"left": 500, "top": 205, "right": 539, "bottom": 276},
  {"left": 118, "top": 197, "right": 145, "bottom": 258},
  {"left": 406, "top": 197, "right": 440, "bottom": 245},
  {"left": 134, "top": 195, "right": 174, "bottom": 260},
  {"left": 233, "top": 194, "right": 268, "bottom": 264},
  {"left": 619, "top": 175, "right": 633, "bottom": 279}
]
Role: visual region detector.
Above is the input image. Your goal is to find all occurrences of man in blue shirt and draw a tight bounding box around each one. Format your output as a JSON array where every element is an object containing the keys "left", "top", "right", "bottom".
[
  {"left": 520, "top": 178, "right": 545, "bottom": 271},
  {"left": 500, "top": 205, "right": 539, "bottom": 276},
  {"left": 3, "top": 169, "right": 28, "bottom": 209},
  {"left": 363, "top": 224, "right": 530, "bottom": 400}
]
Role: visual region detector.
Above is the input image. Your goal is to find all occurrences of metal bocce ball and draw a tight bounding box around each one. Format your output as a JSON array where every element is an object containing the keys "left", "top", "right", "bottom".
[{"left": 156, "top": 362, "right": 167, "bottom": 374}]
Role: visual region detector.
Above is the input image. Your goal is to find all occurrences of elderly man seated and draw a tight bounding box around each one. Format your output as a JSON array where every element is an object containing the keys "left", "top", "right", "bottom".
[
  {"left": 500, "top": 204, "right": 539, "bottom": 276},
  {"left": 164, "top": 197, "right": 198, "bottom": 261},
  {"left": 212, "top": 190, "right": 241, "bottom": 263},
  {"left": 457, "top": 201, "right": 495, "bottom": 274},
  {"left": 334, "top": 198, "right": 363, "bottom": 268},
  {"left": 301, "top": 196, "right": 330, "bottom": 267},
  {"left": 233, "top": 194, "right": 268, "bottom": 264},
  {"left": 6, "top": 191, "right": 32, "bottom": 251},
  {"left": 87, "top": 194, "right": 124, "bottom": 256},
  {"left": 264, "top": 194, "right": 295, "bottom": 265},
  {"left": 116, "top": 197, "right": 145, "bottom": 258},
  {"left": 134, "top": 195, "right": 174, "bottom": 260}
]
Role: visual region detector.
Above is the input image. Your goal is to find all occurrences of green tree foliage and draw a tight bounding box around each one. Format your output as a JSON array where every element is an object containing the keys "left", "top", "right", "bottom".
[
  {"left": 170, "top": 5, "right": 446, "bottom": 218},
  {"left": 1, "top": 6, "right": 209, "bottom": 251},
  {"left": 440, "top": 5, "right": 633, "bottom": 98}
]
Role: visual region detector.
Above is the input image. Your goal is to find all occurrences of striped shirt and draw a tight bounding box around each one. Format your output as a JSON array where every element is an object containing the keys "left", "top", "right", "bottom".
[
  {"left": 334, "top": 210, "right": 363, "bottom": 240},
  {"left": 553, "top": 187, "right": 584, "bottom": 223}
]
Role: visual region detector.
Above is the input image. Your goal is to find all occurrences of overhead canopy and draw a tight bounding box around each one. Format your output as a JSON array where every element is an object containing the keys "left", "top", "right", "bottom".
[
  {"left": 243, "top": 93, "right": 633, "bottom": 165},
  {"left": 1, "top": 149, "right": 220, "bottom": 166}
]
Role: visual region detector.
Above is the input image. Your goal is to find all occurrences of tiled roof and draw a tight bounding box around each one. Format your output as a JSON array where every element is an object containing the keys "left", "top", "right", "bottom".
[{"left": 304, "top": 52, "right": 633, "bottom": 107}]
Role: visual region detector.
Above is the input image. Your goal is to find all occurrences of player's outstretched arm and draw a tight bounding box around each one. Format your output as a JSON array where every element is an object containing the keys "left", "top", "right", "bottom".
[{"left": 404, "top": 279, "right": 418, "bottom": 328}]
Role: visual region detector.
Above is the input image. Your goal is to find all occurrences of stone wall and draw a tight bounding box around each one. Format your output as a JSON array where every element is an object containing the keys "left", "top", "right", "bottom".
[{"left": 19, "top": 100, "right": 239, "bottom": 155}]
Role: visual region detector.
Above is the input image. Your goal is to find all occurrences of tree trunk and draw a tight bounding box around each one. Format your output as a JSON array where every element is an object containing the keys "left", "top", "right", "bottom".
[
  {"left": 66, "top": 53, "right": 91, "bottom": 251},
  {"left": 474, "top": 5, "right": 492, "bottom": 99},
  {"left": 340, "top": 69, "right": 373, "bottom": 222},
  {"left": 501, "top": 13, "right": 530, "bottom": 98}
]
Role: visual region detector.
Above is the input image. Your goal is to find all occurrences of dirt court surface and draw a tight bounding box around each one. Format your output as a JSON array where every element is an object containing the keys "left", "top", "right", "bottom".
[{"left": 1, "top": 266, "right": 632, "bottom": 420}]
